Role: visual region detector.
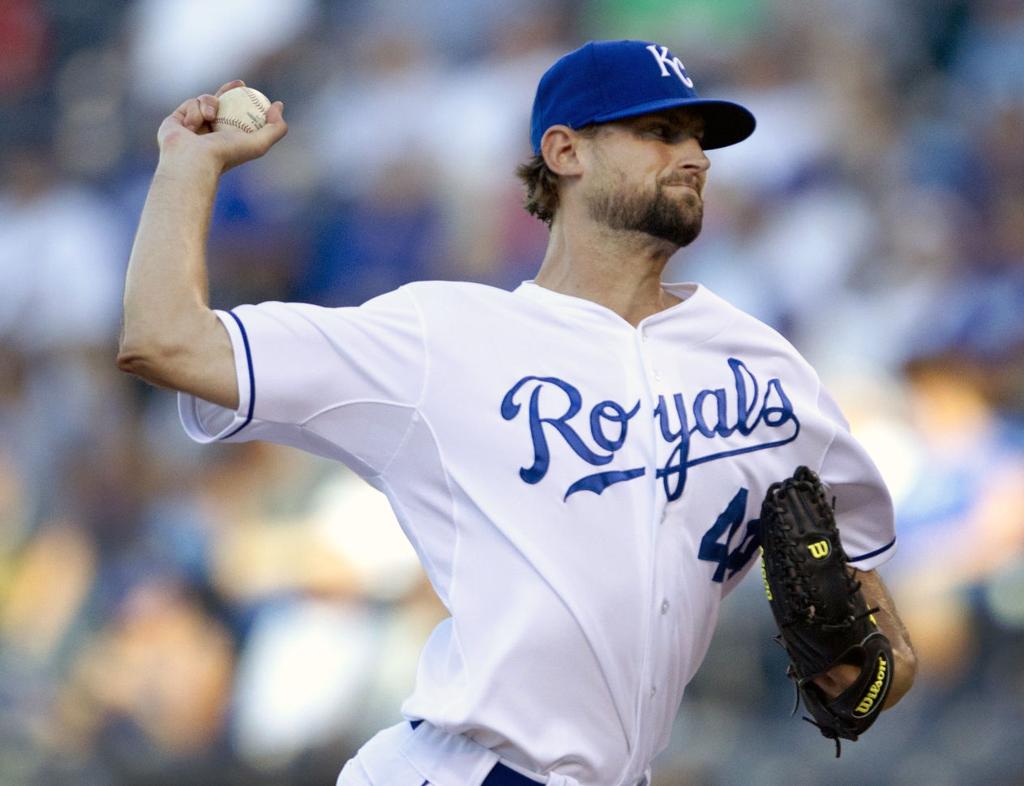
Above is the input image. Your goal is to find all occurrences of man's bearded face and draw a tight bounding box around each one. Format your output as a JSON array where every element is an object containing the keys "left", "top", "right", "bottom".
[{"left": 585, "top": 169, "right": 704, "bottom": 248}]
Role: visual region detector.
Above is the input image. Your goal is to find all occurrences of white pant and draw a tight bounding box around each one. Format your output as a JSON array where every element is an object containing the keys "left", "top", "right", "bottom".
[{"left": 336, "top": 720, "right": 582, "bottom": 786}]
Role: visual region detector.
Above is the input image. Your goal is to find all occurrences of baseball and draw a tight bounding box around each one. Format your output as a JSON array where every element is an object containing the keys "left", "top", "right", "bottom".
[{"left": 214, "top": 86, "right": 271, "bottom": 133}]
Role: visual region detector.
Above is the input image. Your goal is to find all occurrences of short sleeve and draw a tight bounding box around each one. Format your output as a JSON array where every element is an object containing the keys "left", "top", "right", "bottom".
[
  {"left": 178, "top": 286, "right": 426, "bottom": 475},
  {"left": 816, "top": 387, "right": 897, "bottom": 571}
]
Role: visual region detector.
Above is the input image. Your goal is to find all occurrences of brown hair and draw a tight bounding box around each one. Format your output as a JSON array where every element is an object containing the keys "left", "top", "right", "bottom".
[{"left": 515, "top": 125, "right": 598, "bottom": 226}]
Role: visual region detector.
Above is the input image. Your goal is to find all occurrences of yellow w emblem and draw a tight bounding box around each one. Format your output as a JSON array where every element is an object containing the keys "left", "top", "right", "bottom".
[{"left": 807, "top": 540, "right": 830, "bottom": 559}]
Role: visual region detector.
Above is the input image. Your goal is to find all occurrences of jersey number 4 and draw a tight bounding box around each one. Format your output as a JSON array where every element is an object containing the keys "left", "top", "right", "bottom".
[{"left": 698, "top": 488, "right": 761, "bottom": 583}]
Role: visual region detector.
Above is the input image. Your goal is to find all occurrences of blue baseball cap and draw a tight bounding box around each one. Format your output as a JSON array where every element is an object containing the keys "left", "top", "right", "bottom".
[{"left": 530, "top": 40, "right": 756, "bottom": 154}]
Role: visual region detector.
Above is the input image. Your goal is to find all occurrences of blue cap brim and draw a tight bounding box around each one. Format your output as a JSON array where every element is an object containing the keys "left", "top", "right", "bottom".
[{"left": 590, "top": 97, "right": 756, "bottom": 150}]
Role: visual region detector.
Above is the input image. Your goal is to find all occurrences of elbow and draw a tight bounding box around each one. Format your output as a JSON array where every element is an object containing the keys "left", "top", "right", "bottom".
[
  {"left": 116, "top": 336, "right": 181, "bottom": 385},
  {"left": 116, "top": 345, "right": 148, "bottom": 377},
  {"left": 118, "top": 306, "right": 219, "bottom": 391},
  {"left": 117, "top": 327, "right": 151, "bottom": 375},
  {"left": 116, "top": 341, "right": 156, "bottom": 381}
]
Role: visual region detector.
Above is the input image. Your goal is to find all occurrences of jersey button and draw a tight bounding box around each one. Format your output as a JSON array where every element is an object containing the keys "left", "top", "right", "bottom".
[
  {"left": 661, "top": 599, "right": 670, "bottom": 614},
  {"left": 649, "top": 685, "right": 657, "bottom": 697}
]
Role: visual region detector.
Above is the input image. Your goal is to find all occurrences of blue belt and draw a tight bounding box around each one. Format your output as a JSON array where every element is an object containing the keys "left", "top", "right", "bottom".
[{"left": 409, "top": 720, "right": 542, "bottom": 785}]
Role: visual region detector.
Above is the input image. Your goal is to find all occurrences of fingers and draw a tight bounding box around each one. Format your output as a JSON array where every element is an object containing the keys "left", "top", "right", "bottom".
[
  {"left": 169, "top": 82, "right": 262, "bottom": 131},
  {"left": 197, "top": 94, "right": 217, "bottom": 123},
  {"left": 265, "top": 100, "right": 285, "bottom": 125},
  {"left": 254, "top": 101, "right": 288, "bottom": 147},
  {"left": 170, "top": 80, "right": 245, "bottom": 121},
  {"left": 181, "top": 98, "right": 206, "bottom": 132},
  {"left": 169, "top": 96, "right": 194, "bottom": 122},
  {"left": 215, "top": 79, "right": 245, "bottom": 97},
  {"left": 174, "top": 93, "right": 220, "bottom": 133}
]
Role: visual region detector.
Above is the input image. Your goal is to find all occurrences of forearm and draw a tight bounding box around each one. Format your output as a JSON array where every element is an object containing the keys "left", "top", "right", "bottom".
[
  {"left": 856, "top": 569, "right": 917, "bottom": 708},
  {"left": 120, "top": 150, "right": 221, "bottom": 355}
]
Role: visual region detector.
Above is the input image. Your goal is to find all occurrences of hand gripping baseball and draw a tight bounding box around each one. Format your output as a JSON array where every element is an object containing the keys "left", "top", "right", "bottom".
[
  {"left": 158, "top": 80, "right": 287, "bottom": 172},
  {"left": 759, "top": 466, "right": 894, "bottom": 756}
]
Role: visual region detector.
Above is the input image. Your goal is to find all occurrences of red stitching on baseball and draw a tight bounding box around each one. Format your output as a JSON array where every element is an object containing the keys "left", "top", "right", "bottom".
[
  {"left": 243, "top": 88, "right": 269, "bottom": 114},
  {"left": 215, "top": 116, "right": 257, "bottom": 133}
]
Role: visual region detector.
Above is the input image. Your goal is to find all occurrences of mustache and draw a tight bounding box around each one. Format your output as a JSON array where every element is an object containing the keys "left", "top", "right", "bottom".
[{"left": 658, "top": 175, "right": 703, "bottom": 192}]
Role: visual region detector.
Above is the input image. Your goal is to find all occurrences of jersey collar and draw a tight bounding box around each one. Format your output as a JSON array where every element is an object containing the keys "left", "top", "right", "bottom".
[{"left": 513, "top": 280, "right": 736, "bottom": 345}]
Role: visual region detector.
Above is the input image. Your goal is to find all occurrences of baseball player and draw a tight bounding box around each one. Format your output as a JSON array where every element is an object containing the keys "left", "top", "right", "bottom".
[{"left": 119, "top": 41, "right": 917, "bottom": 786}]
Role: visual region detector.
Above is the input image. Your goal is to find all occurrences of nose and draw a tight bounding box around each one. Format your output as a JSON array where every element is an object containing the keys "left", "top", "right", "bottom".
[{"left": 679, "top": 137, "right": 710, "bottom": 174}]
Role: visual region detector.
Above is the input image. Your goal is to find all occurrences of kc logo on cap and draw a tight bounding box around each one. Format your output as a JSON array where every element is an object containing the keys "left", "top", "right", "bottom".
[
  {"left": 645, "top": 44, "right": 694, "bottom": 88},
  {"left": 529, "top": 40, "right": 755, "bottom": 154}
]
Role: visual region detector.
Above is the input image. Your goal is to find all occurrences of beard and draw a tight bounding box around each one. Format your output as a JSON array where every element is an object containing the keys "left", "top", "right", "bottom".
[{"left": 585, "top": 178, "right": 704, "bottom": 248}]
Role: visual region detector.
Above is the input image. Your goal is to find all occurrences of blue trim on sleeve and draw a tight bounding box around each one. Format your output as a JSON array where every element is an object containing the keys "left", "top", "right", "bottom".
[
  {"left": 848, "top": 537, "right": 896, "bottom": 563},
  {"left": 222, "top": 310, "right": 255, "bottom": 439}
]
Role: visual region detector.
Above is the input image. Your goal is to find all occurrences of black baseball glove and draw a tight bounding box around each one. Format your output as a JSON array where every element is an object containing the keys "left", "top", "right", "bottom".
[{"left": 759, "top": 466, "right": 893, "bottom": 756}]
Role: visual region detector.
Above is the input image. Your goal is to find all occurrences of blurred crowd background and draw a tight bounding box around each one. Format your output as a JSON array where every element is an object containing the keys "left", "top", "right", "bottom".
[{"left": 1, "top": 0, "right": 1022, "bottom": 784}]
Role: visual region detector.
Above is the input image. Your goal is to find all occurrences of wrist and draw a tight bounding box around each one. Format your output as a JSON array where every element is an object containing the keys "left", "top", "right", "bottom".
[{"left": 156, "top": 146, "right": 223, "bottom": 181}]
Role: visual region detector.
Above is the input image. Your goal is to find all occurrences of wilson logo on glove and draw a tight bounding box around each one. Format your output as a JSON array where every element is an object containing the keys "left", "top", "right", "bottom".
[
  {"left": 807, "top": 540, "right": 830, "bottom": 559},
  {"left": 853, "top": 655, "right": 890, "bottom": 717}
]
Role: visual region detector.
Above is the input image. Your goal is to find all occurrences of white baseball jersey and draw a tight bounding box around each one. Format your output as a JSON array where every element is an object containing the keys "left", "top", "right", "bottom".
[{"left": 179, "top": 280, "right": 896, "bottom": 786}]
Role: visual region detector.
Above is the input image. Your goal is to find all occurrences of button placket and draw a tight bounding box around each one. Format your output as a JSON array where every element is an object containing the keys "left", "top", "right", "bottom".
[
  {"left": 638, "top": 328, "right": 662, "bottom": 385},
  {"left": 634, "top": 319, "right": 667, "bottom": 768}
]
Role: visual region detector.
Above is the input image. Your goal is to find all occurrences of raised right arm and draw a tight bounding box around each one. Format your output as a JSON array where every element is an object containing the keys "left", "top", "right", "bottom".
[{"left": 117, "top": 81, "right": 287, "bottom": 409}]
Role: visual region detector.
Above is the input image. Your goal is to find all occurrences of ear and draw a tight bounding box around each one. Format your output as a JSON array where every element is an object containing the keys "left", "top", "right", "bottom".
[{"left": 540, "top": 125, "right": 585, "bottom": 177}]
